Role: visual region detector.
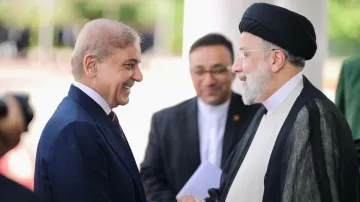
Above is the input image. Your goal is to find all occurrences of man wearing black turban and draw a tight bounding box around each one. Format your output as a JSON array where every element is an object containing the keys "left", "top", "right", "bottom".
[{"left": 178, "top": 3, "right": 359, "bottom": 202}]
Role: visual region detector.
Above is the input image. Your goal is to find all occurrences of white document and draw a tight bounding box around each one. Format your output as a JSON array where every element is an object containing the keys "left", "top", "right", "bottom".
[{"left": 176, "top": 161, "right": 222, "bottom": 199}]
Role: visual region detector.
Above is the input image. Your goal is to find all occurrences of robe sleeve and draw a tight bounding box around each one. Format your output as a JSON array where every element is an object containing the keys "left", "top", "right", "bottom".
[
  {"left": 204, "top": 147, "right": 237, "bottom": 202},
  {"left": 281, "top": 100, "right": 359, "bottom": 202}
]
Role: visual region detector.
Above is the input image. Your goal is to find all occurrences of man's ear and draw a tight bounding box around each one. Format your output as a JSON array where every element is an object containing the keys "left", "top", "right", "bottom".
[
  {"left": 270, "top": 50, "right": 286, "bottom": 73},
  {"left": 83, "top": 54, "right": 97, "bottom": 77}
]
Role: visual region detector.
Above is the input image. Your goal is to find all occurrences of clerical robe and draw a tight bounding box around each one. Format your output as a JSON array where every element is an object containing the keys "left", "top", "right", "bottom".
[{"left": 205, "top": 76, "right": 359, "bottom": 202}]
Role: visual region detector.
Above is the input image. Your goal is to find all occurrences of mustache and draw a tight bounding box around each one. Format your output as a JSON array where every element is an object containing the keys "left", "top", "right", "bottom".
[
  {"left": 123, "top": 81, "right": 135, "bottom": 87},
  {"left": 236, "top": 72, "right": 246, "bottom": 78}
]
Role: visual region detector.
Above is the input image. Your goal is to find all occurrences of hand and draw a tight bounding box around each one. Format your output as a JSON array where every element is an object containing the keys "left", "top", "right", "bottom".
[
  {"left": 0, "top": 94, "right": 26, "bottom": 157},
  {"left": 177, "top": 195, "right": 205, "bottom": 202}
]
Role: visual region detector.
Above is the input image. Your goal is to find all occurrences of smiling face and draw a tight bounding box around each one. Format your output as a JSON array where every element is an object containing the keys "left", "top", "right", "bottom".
[
  {"left": 83, "top": 42, "right": 143, "bottom": 108},
  {"left": 231, "top": 32, "right": 273, "bottom": 105},
  {"left": 190, "top": 45, "right": 234, "bottom": 105}
]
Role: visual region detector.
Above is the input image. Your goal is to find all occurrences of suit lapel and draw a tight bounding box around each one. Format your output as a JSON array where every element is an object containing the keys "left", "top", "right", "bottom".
[
  {"left": 221, "top": 93, "right": 246, "bottom": 167},
  {"left": 182, "top": 98, "right": 201, "bottom": 168},
  {"left": 68, "top": 85, "right": 145, "bottom": 198}
]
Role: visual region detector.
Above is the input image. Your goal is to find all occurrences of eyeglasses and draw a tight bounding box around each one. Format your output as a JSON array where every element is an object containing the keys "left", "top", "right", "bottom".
[
  {"left": 236, "top": 49, "right": 276, "bottom": 61},
  {"left": 190, "top": 65, "right": 231, "bottom": 80}
]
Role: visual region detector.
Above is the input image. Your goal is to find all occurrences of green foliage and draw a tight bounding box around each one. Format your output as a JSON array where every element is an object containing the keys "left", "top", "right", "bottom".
[
  {"left": 172, "top": 0, "right": 184, "bottom": 54},
  {"left": 328, "top": 0, "right": 360, "bottom": 56},
  {"left": 0, "top": 0, "right": 184, "bottom": 53}
]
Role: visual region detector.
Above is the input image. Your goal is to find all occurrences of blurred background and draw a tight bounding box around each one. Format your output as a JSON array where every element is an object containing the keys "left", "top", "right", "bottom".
[{"left": 0, "top": 0, "right": 359, "bottom": 190}]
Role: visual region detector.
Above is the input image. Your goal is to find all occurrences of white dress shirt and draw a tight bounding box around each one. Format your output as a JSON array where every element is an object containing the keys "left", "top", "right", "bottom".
[
  {"left": 225, "top": 72, "right": 304, "bottom": 202},
  {"left": 73, "top": 81, "right": 111, "bottom": 115},
  {"left": 263, "top": 72, "right": 303, "bottom": 114},
  {"left": 197, "top": 98, "right": 230, "bottom": 168}
]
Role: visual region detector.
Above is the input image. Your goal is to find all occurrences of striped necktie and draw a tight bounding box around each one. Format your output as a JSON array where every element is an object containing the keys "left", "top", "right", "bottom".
[{"left": 108, "top": 111, "right": 128, "bottom": 145}]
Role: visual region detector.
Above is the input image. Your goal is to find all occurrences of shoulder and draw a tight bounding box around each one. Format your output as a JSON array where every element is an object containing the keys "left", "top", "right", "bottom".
[
  {"left": 297, "top": 91, "right": 348, "bottom": 128},
  {"left": 41, "top": 108, "right": 97, "bottom": 139},
  {"left": 39, "top": 120, "right": 100, "bottom": 154},
  {"left": 152, "top": 97, "right": 196, "bottom": 121},
  {"left": 55, "top": 120, "right": 100, "bottom": 143},
  {"left": 342, "top": 56, "right": 360, "bottom": 70}
]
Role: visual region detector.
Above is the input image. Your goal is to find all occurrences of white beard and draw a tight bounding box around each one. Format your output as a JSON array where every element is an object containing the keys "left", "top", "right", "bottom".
[{"left": 238, "top": 62, "right": 272, "bottom": 105}]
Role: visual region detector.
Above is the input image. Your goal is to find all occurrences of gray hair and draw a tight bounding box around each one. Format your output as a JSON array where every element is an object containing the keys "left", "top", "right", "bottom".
[
  {"left": 262, "top": 40, "right": 305, "bottom": 68},
  {"left": 71, "top": 18, "right": 140, "bottom": 77}
]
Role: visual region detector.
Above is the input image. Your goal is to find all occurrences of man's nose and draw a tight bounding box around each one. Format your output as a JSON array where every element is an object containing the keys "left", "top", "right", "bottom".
[
  {"left": 232, "top": 58, "right": 243, "bottom": 73},
  {"left": 202, "top": 72, "right": 216, "bottom": 85},
  {"left": 132, "top": 66, "right": 143, "bottom": 82}
]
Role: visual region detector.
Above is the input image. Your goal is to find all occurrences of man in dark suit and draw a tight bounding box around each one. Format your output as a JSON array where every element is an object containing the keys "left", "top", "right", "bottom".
[
  {"left": 34, "top": 19, "right": 149, "bottom": 202},
  {"left": 0, "top": 94, "right": 39, "bottom": 202},
  {"left": 140, "top": 33, "right": 260, "bottom": 202}
]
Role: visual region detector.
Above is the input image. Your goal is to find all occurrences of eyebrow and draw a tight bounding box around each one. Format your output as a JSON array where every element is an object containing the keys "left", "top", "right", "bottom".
[
  {"left": 125, "top": 58, "right": 140, "bottom": 63},
  {"left": 193, "top": 65, "right": 204, "bottom": 68},
  {"left": 192, "top": 64, "right": 226, "bottom": 69},
  {"left": 212, "top": 63, "right": 226, "bottom": 68}
]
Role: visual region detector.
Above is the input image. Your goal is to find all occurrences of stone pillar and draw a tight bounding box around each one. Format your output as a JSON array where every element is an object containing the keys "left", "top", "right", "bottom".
[
  {"left": 38, "top": 0, "right": 55, "bottom": 62},
  {"left": 275, "top": 0, "right": 327, "bottom": 89},
  {"left": 182, "top": 0, "right": 273, "bottom": 93}
]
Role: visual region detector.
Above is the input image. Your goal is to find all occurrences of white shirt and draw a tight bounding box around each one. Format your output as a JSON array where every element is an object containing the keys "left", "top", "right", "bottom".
[
  {"left": 225, "top": 72, "right": 304, "bottom": 202},
  {"left": 197, "top": 98, "right": 230, "bottom": 168},
  {"left": 73, "top": 81, "right": 111, "bottom": 115},
  {"left": 263, "top": 72, "right": 303, "bottom": 114}
]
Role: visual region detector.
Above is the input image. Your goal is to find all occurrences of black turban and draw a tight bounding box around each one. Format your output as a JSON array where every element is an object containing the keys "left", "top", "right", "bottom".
[{"left": 239, "top": 3, "right": 317, "bottom": 60}]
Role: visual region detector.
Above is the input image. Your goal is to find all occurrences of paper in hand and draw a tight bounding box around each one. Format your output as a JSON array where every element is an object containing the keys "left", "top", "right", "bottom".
[{"left": 176, "top": 161, "right": 222, "bottom": 199}]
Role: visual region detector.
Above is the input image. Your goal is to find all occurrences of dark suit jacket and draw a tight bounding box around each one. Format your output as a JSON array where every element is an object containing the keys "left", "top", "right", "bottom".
[
  {"left": 140, "top": 93, "right": 260, "bottom": 202},
  {"left": 0, "top": 174, "right": 40, "bottom": 202},
  {"left": 34, "top": 85, "right": 148, "bottom": 202},
  {"left": 335, "top": 56, "right": 360, "bottom": 140}
]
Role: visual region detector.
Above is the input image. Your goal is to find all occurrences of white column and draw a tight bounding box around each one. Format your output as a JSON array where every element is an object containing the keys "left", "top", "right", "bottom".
[
  {"left": 182, "top": 0, "right": 273, "bottom": 93},
  {"left": 38, "top": 0, "right": 55, "bottom": 62},
  {"left": 275, "top": 0, "right": 327, "bottom": 90},
  {"left": 183, "top": 0, "right": 248, "bottom": 58},
  {"left": 153, "top": 0, "right": 175, "bottom": 55}
]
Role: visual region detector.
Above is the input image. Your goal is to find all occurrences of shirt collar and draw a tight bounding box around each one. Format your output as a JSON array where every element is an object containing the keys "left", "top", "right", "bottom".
[
  {"left": 263, "top": 72, "right": 303, "bottom": 115},
  {"left": 73, "top": 81, "right": 112, "bottom": 115},
  {"left": 197, "top": 97, "right": 231, "bottom": 116}
]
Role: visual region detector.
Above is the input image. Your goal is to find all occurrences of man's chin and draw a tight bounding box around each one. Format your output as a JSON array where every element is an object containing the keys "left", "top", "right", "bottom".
[
  {"left": 116, "top": 97, "right": 130, "bottom": 107},
  {"left": 201, "top": 96, "right": 226, "bottom": 106},
  {"left": 241, "top": 94, "right": 255, "bottom": 105}
]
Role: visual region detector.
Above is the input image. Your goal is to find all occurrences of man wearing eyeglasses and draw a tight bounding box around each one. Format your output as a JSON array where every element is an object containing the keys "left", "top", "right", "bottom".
[
  {"left": 178, "top": 3, "right": 359, "bottom": 202},
  {"left": 140, "top": 33, "right": 260, "bottom": 202}
]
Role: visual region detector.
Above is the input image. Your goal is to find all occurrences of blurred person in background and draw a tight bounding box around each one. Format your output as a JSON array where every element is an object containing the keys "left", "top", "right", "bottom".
[
  {"left": 335, "top": 56, "right": 360, "bottom": 165},
  {"left": 140, "top": 33, "right": 260, "bottom": 202},
  {"left": 34, "top": 19, "right": 151, "bottom": 202},
  {"left": 0, "top": 94, "right": 39, "bottom": 202}
]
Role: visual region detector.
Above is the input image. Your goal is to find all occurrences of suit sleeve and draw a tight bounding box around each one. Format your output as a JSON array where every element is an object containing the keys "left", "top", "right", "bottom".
[
  {"left": 140, "top": 114, "right": 176, "bottom": 202},
  {"left": 46, "top": 121, "right": 112, "bottom": 202},
  {"left": 335, "top": 62, "right": 346, "bottom": 115}
]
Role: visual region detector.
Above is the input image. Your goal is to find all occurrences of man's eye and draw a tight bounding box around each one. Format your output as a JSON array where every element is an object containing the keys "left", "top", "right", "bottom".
[
  {"left": 124, "top": 64, "right": 134, "bottom": 69},
  {"left": 243, "top": 52, "right": 249, "bottom": 57},
  {"left": 213, "top": 68, "right": 227, "bottom": 74},
  {"left": 194, "top": 70, "right": 204, "bottom": 75}
]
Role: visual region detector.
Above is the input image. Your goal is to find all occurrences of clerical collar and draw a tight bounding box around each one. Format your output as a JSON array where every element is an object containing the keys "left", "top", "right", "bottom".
[
  {"left": 197, "top": 97, "right": 231, "bottom": 115},
  {"left": 263, "top": 72, "right": 303, "bottom": 115}
]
